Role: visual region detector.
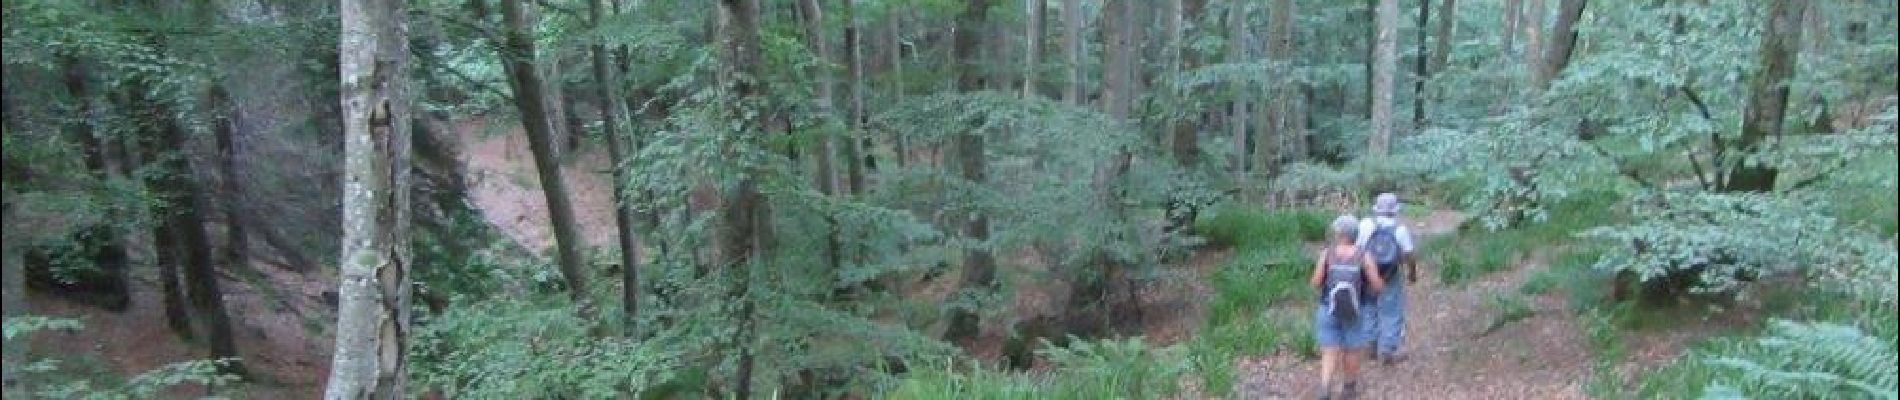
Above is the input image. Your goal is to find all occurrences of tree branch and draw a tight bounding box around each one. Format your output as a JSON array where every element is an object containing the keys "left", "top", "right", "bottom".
[
  {"left": 1685, "top": 151, "right": 1712, "bottom": 190},
  {"left": 1678, "top": 85, "right": 1728, "bottom": 187}
]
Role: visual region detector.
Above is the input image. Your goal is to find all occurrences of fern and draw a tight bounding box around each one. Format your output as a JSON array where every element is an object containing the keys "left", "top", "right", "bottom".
[{"left": 1702, "top": 319, "right": 1900, "bottom": 399}]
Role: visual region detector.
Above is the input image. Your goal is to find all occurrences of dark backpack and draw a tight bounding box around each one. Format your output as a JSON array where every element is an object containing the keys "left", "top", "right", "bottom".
[
  {"left": 1323, "top": 249, "right": 1368, "bottom": 323},
  {"left": 1366, "top": 222, "right": 1403, "bottom": 267}
]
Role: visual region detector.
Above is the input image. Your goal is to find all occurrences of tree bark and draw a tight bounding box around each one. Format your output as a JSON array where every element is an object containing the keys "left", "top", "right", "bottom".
[
  {"left": 1726, "top": 0, "right": 1807, "bottom": 192},
  {"left": 497, "top": 0, "right": 593, "bottom": 310},
  {"left": 1369, "top": 0, "right": 1398, "bottom": 157},
  {"left": 714, "top": 0, "right": 770, "bottom": 397},
  {"left": 154, "top": 92, "right": 245, "bottom": 378},
  {"left": 1262, "top": 0, "right": 1295, "bottom": 170},
  {"left": 1103, "top": 0, "right": 1131, "bottom": 119},
  {"left": 843, "top": 0, "right": 868, "bottom": 194},
  {"left": 1227, "top": 2, "right": 1250, "bottom": 178},
  {"left": 586, "top": 0, "right": 642, "bottom": 336},
  {"left": 1062, "top": 0, "right": 1084, "bottom": 105},
  {"left": 797, "top": 0, "right": 844, "bottom": 284},
  {"left": 1169, "top": 0, "right": 1205, "bottom": 167},
  {"left": 327, "top": 0, "right": 413, "bottom": 397},
  {"left": 1412, "top": 0, "right": 1430, "bottom": 127},
  {"left": 943, "top": 0, "right": 995, "bottom": 348},
  {"left": 1503, "top": 0, "right": 1520, "bottom": 54},
  {"left": 211, "top": 85, "right": 249, "bottom": 310},
  {"left": 1430, "top": 0, "right": 1456, "bottom": 73},
  {"left": 1534, "top": 0, "right": 1587, "bottom": 90},
  {"left": 1024, "top": 0, "right": 1045, "bottom": 97},
  {"left": 1523, "top": 0, "right": 1544, "bottom": 70}
]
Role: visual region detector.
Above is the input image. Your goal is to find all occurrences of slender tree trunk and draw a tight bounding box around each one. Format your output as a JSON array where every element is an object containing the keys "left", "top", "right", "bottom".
[
  {"left": 1024, "top": 0, "right": 1045, "bottom": 97},
  {"left": 1363, "top": 0, "right": 1376, "bottom": 119},
  {"left": 1062, "top": 0, "right": 1084, "bottom": 105},
  {"left": 714, "top": 0, "right": 771, "bottom": 397},
  {"left": 587, "top": 0, "right": 642, "bottom": 336},
  {"left": 1170, "top": 0, "right": 1205, "bottom": 167},
  {"left": 1431, "top": 0, "right": 1456, "bottom": 73},
  {"left": 1523, "top": 0, "right": 1544, "bottom": 70},
  {"left": 1726, "top": 0, "right": 1807, "bottom": 191},
  {"left": 1262, "top": 0, "right": 1295, "bottom": 171},
  {"left": 1412, "top": 0, "right": 1430, "bottom": 127},
  {"left": 150, "top": 91, "right": 245, "bottom": 378},
  {"left": 1369, "top": 0, "right": 1398, "bottom": 157},
  {"left": 943, "top": 0, "right": 995, "bottom": 348},
  {"left": 497, "top": 0, "right": 593, "bottom": 311},
  {"left": 1103, "top": 0, "right": 1130, "bottom": 118},
  {"left": 1503, "top": 0, "right": 1520, "bottom": 54},
  {"left": 211, "top": 85, "right": 249, "bottom": 308},
  {"left": 797, "top": 0, "right": 844, "bottom": 282},
  {"left": 1227, "top": 2, "right": 1250, "bottom": 179},
  {"left": 327, "top": 0, "right": 413, "bottom": 397},
  {"left": 888, "top": 12, "right": 909, "bottom": 168},
  {"left": 843, "top": 0, "right": 867, "bottom": 194},
  {"left": 129, "top": 96, "right": 192, "bottom": 338},
  {"left": 1534, "top": 0, "right": 1586, "bottom": 89}
]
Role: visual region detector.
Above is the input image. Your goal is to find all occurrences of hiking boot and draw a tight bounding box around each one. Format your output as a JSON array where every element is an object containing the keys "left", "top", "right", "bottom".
[
  {"left": 1341, "top": 382, "right": 1360, "bottom": 400},
  {"left": 1316, "top": 383, "right": 1332, "bottom": 400},
  {"left": 1381, "top": 353, "right": 1408, "bottom": 366}
]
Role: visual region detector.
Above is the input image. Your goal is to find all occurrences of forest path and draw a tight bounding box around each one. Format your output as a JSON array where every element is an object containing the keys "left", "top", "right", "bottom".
[{"left": 1231, "top": 210, "right": 1594, "bottom": 399}]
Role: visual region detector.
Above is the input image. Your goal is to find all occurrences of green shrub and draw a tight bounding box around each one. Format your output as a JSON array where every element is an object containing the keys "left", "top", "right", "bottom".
[
  {"left": 1207, "top": 247, "right": 1311, "bottom": 328},
  {"left": 3, "top": 316, "right": 237, "bottom": 399},
  {"left": 1193, "top": 205, "right": 1333, "bottom": 249},
  {"left": 1480, "top": 292, "right": 1536, "bottom": 336}
]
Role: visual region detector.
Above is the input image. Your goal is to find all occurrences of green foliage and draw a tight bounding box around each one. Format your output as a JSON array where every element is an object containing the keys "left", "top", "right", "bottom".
[
  {"left": 1192, "top": 205, "right": 1331, "bottom": 249},
  {"left": 1702, "top": 319, "right": 1899, "bottom": 399},
  {"left": 3, "top": 316, "right": 237, "bottom": 399},
  {"left": 883, "top": 337, "right": 1185, "bottom": 400},
  {"left": 410, "top": 296, "right": 687, "bottom": 398},
  {"left": 1480, "top": 292, "right": 1536, "bottom": 336}
]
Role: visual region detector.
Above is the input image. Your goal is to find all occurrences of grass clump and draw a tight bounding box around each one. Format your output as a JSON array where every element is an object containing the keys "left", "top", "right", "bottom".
[{"left": 1193, "top": 204, "right": 1332, "bottom": 249}]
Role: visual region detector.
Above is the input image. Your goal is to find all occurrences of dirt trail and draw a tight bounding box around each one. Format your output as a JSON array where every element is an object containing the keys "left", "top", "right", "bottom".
[{"left": 1233, "top": 210, "right": 1594, "bottom": 399}]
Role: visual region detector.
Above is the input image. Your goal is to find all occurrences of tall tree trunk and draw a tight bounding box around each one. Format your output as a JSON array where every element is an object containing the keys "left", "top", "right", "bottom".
[
  {"left": 1523, "top": 0, "right": 1544, "bottom": 70},
  {"left": 1534, "top": 0, "right": 1587, "bottom": 89},
  {"left": 1103, "top": 0, "right": 1130, "bottom": 118},
  {"left": 127, "top": 91, "right": 193, "bottom": 338},
  {"left": 797, "top": 0, "right": 844, "bottom": 284},
  {"left": 844, "top": 0, "right": 867, "bottom": 194},
  {"left": 1169, "top": 0, "right": 1205, "bottom": 166},
  {"left": 497, "top": 0, "right": 593, "bottom": 310},
  {"left": 1412, "top": 0, "right": 1430, "bottom": 127},
  {"left": 211, "top": 85, "right": 249, "bottom": 310},
  {"left": 1023, "top": 0, "right": 1045, "bottom": 97},
  {"left": 714, "top": 0, "right": 771, "bottom": 397},
  {"left": 65, "top": 57, "right": 132, "bottom": 311},
  {"left": 1363, "top": 0, "right": 1377, "bottom": 118},
  {"left": 1227, "top": 2, "right": 1250, "bottom": 179},
  {"left": 1430, "top": 0, "right": 1456, "bottom": 73},
  {"left": 888, "top": 12, "right": 909, "bottom": 168},
  {"left": 587, "top": 0, "right": 642, "bottom": 336},
  {"left": 327, "top": 0, "right": 413, "bottom": 397},
  {"left": 1370, "top": 0, "right": 1398, "bottom": 157},
  {"left": 1726, "top": 0, "right": 1807, "bottom": 192},
  {"left": 1503, "top": 0, "right": 1520, "bottom": 54},
  {"left": 148, "top": 90, "right": 245, "bottom": 377},
  {"left": 1262, "top": 0, "right": 1295, "bottom": 171},
  {"left": 1062, "top": 0, "right": 1084, "bottom": 105},
  {"left": 943, "top": 0, "right": 995, "bottom": 348}
]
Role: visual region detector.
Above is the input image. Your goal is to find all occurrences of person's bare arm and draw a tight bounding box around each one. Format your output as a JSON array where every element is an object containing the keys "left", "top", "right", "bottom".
[
  {"left": 1362, "top": 253, "right": 1386, "bottom": 292},
  {"left": 1310, "top": 249, "right": 1328, "bottom": 290}
]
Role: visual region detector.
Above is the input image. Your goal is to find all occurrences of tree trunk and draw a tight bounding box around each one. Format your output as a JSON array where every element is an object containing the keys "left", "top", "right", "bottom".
[
  {"left": 587, "top": 0, "right": 642, "bottom": 336},
  {"left": 327, "top": 0, "right": 414, "bottom": 397},
  {"left": 211, "top": 85, "right": 249, "bottom": 309},
  {"left": 714, "top": 0, "right": 771, "bottom": 397},
  {"left": 1534, "top": 0, "right": 1587, "bottom": 89},
  {"left": 943, "top": 0, "right": 995, "bottom": 348},
  {"left": 797, "top": 0, "right": 844, "bottom": 284},
  {"left": 1523, "top": 0, "right": 1544, "bottom": 70},
  {"left": 149, "top": 92, "right": 245, "bottom": 378},
  {"left": 1103, "top": 0, "right": 1130, "bottom": 119},
  {"left": 1227, "top": 2, "right": 1250, "bottom": 179},
  {"left": 1169, "top": 0, "right": 1205, "bottom": 167},
  {"left": 1369, "top": 0, "right": 1398, "bottom": 157},
  {"left": 1430, "top": 0, "right": 1456, "bottom": 73},
  {"left": 1023, "top": 0, "right": 1045, "bottom": 97},
  {"left": 1262, "top": 0, "right": 1295, "bottom": 171},
  {"left": 1363, "top": 0, "right": 1376, "bottom": 119},
  {"left": 497, "top": 0, "right": 593, "bottom": 310},
  {"left": 888, "top": 12, "right": 908, "bottom": 168},
  {"left": 1062, "top": 0, "right": 1084, "bottom": 105},
  {"left": 1726, "top": 0, "right": 1807, "bottom": 192},
  {"left": 1503, "top": 0, "right": 1520, "bottom": 54},
  {"left": 1412, "top": 0, "right": 1430, "bottom": 127},
  {"left": 64, "top": 57, "right": 132, "bottom": 311},
  {"left": 843, "top": 0, "right": 867, "bottom": 194}
]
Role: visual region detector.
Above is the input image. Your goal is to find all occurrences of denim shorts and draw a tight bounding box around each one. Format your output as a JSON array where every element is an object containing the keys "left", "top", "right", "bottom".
[{"left": 1314, "top": 305, "right": 1373, "bottom": 348}]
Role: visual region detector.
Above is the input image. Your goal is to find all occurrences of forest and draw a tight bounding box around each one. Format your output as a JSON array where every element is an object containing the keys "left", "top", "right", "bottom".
[{"left": 2, "top": 0, "right": 1895, "bottom": 398}]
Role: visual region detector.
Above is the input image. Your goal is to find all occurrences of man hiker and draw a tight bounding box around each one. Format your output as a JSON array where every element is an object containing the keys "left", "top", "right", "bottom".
[{"left": 1357, "top": 192, "right": 1418, "bottom": 365}]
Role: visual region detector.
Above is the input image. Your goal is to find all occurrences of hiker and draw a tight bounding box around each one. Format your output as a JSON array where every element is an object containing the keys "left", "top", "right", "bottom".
[
  {"left": 1311, "top": 215, "right": 1386, "bottom": 400},
  {"left": 1357, "top": 193, "right": 1419, "bottom": 364}
]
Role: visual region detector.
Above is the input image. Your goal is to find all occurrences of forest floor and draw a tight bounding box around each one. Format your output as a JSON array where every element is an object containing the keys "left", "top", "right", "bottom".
[{"left": 1230, "top": 210, "right": 1598, "bottom": 399}]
